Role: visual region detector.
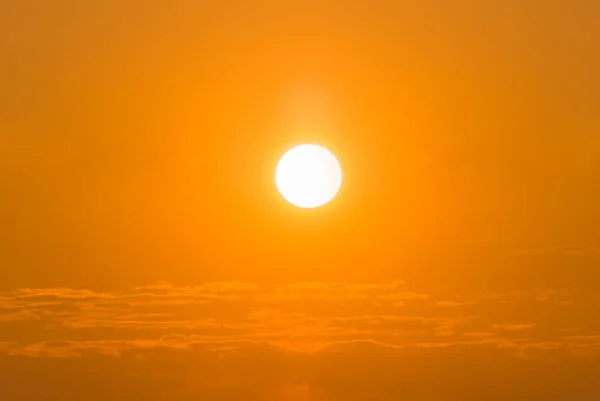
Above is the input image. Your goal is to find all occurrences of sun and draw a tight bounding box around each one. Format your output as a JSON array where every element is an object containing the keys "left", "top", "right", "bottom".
[{"left": 275, "top": 144, "right": 342, "bottom": 208}]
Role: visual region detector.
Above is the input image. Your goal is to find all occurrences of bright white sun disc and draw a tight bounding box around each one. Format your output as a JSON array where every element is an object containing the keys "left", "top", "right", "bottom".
[{"left": 276, "top": 144, "right": 342, "bottom": 208}]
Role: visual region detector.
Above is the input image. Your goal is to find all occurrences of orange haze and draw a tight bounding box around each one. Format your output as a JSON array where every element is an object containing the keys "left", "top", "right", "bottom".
[{"left": 1, "top": 1, "right": 599, "bottom": 400}]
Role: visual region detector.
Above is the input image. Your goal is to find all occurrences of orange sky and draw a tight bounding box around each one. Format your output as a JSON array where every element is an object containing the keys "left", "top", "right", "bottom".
[{"left": 1, "top": 1, "right": 600, "bottom": 400}]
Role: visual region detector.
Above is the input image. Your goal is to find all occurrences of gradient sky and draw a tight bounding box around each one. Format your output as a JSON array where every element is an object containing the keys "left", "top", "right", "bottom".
[{"left": 1, "top": 1, "right": 599, "bottom": 400}]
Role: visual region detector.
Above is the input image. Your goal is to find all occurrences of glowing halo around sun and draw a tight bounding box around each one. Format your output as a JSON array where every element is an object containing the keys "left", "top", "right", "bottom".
[{"left": 275, "top": 144, "right": 342, "bottom": 208}]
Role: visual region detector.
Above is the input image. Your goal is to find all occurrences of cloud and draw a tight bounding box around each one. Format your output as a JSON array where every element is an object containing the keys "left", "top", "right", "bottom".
[
  {"left": 271, "top": 281, "right": 408, "bottom": 301},
  {"left": 435, "top": 300, "right": 478, "bottom": 307},
  {"left": 0, "top": 310, "right": 41, "bottom": 322},
  {"left": 378, "top": 292, "right": 429, "bottom": 301},
  {"left": 0, "top": 281, "right": 599, "bottom": 401},
  {"left": 493, "top": 323, "right": 536, "bottom": 331},
  {"left": 133, "top": 281, "right": 260, "bottom": 295},
  {"left": 515, "top": 245, "right": 600, "bottom": 256},
  {"left": 0, "top": 281, "right": 598, "bottom": 364},
  {"left": 1, "top": 337, "right": 599, "bottom": 401}
]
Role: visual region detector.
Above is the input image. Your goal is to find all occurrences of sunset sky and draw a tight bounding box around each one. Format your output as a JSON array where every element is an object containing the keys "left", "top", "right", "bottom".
[{"left": 1, "top": 1, "right": 600, "bottom": 400}]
